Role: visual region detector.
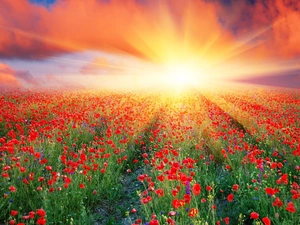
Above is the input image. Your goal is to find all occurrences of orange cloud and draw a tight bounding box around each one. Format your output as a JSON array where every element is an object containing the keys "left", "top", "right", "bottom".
[
  {"left": 0, "top": 62, "right": 40, "bottom": 89},
  {"left": 0, "top": 63, "right": 22, "bottom": 89},
  {"left": 0, "top": 0, "right": 235, "bottom": 64},
  {"left": 215, "top": 0, "right": 300, "bottom": 59},
  {"left": 80, "top": 57, "right": 125, "bottom": 75}
]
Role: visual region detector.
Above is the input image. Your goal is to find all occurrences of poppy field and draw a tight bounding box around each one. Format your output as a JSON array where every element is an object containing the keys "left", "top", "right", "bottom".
[{"left": 0, "top": 87, "right": 299, "bottom": 225}]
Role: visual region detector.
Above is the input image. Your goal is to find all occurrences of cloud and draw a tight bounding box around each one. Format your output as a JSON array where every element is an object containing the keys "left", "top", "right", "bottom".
[
  {"left": 80, "top": 57, "right": 125, "bottom": 75},
  {"left": 0, "top": 62, "right": 40, "bottom": 89},
  {"left": 215, "top": 0, "right": 300, "bottom": 59},
  {"left": 236, "top": 69, "right": 300, "bottom": 89},
  {"left": 0, "top": 63, "right": 22, "bottom": 89},
  {"left": 43, "top": 74, "right": 83, "bottom": 89},
  {"left": 0, "top": 0, "right": 154, "bottom": 60},
  {"left": 14, "top": 70, "right": 40, "bottom": 87},
  {"left": 0, "top": 0, "right": 235, "bottom": 63}
]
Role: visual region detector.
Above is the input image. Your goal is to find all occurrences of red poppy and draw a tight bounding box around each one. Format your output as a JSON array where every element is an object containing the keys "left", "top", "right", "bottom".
[
  {"left": 36, "top": 218, "right": 46, "bottom": 225},
  {"left": 9, "top": 186, "right": 16, "bottom": 192},
  {"left": 172, "top": 189, "right": 178, "bottom": 197},
  {"left": 2, "top": 173, "right": 9, "bottom": 179},
  {"left": 292, "top": 193, "right": 300, "bottom": 200},
  {"left": 265, "top": 187, "right": 279, "bottom": 195},
  {"left": 272, "top": 197, "right": 283, "bottom": 207},
  {"left": 36, "top": 209, "right": 46, "bottom": 217},
  {"left": 223, "top": 217, "right": 230, "bottom": 225},
  {"left": 155, "top": 188, "right": 164, "bottom": 197},
  {"left": 157, "top": 175, "right": 164, "bottom": 182},
  {"left": 286, "top": 202, "right": 296, "bottom": 213},
  {"left": 149, "top": 219, "right": 159, "bottom": 225},
  {"left": 250, "top": 212, "right": 259, "bottom": 219},
  {"left": 184, "top": 194, "right": 191, "bottom": 204},
  {"left": 172, "top": 199, "right": 181, "bottom": 209},
  {"left": 11, "top": 210, "right": 18, "bottom": 216},
  {"left": 262, "top": 217, "right": 271, "bottom": 225},
  {"left": 232, "top": 184, "right": 239, "bottom": 192},
  {"left": 192, "top": 183, "right": 201, "bottom": 196},
  {"left": 227, "top": 193, "right": 234, "bottom": 202},
  {"left": 167, "top": 218, "right": 175, "bottom": 225},
  {"left": 131, "top": 208, "right": 137, "bottom": 213},
  {"left": 29, "top": 211, "right": 35, "bottom": 219},
  {"left": 188, "top": 208, "right": 198, "bottom": 217},
  {"left": 206, "top": 185, "right": 212, "bottom": 192}
]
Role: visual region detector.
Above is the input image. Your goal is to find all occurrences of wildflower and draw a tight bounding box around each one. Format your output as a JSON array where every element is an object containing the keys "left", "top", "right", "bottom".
[
  {"left": 265, "top": 187, "right": 279, "bottom": 195},
  {"left": 272, "top": 197, "right": 283, "bottom": 207},
  {"left": 9, "top": 186, "right": 16, "bottom": 192},
  {"left": 206, "top": 185, "right": 212, "bottom": 192},
  {"left": 250, "top": 212, "right": 259, "bottom": 219},
  {"left": 45, "top": 166, "right": 52, "bottom": 171},
  {"left": 29, "top": 211, "right": 35, "bottom": 219},
  {"left": 36, "top": 218, "right": 46, "bottom": 225},
  {"left": 149, "top": 219, "right": 159, "bottom": 225},
  {"left": 11, "top": 210, "right": 18, "bottom": 216},
  {"left": 172, "top": 189, "right": 178, "bottom": 197},
  {"left": 286, "top": 202, "right": 296, "bottom": 213},
  {"left": 223, "top": 217, "right": 230, "bottom": 225},
  {"left": 135, "top": 218, "right": 142, "bottom": 224},
  {"left": 169, "top": 211, "right": 176, "bottom": 216},
  {"left": 188, "top": 208, "right": 198, "bottom": 217},
  {"left": 155, "top": 188, "right": 164, "bottom": 197},
  {"left": 2, "top": 173, "right": 9, "bottom": 178},
  {"left": 36, "top": 209, "right": 46, "bottom": 217},
  {"left": 22, "top": 178, "right": 29, "bottom": 185},
  {"left": 172, "top": 199, "right": 181, "bottom": 209},
  {"left": 131, "top": 208, "right": 137, "bottom": 213},
  {"left": 232, "top": 184, "right": 239, "bottom": 192},
  {"left": 167, "top": 218, "right": 175, "bottom": 225},
  {"left": 262, "top": 217, "right": 271, "bottom": 225},
  {"left": 227, "top": 193, "right": 234, "bottom": 202},
  {"left": 186, "top": 182, "right": 191, "bottom": 194},
  {"left": 37, "top": 186, "right": 43, "bottom": 191},
  {"left": 184, "top": 194, "right": 191, "bottom": 204},
  {"left": 22, "top": 215, "right": 30, "bottom": 220},
  {"left": 192, "top": 183, "right": 201, "bottom": 196}
]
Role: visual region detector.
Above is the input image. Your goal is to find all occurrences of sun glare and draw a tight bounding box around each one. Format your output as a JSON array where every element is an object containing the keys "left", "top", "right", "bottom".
[
  {"left": 127, "top": 62, "right": 212, "bottom": 91},
  {"left": 164, "top": 64, "right": 206, "bottom": 89}
]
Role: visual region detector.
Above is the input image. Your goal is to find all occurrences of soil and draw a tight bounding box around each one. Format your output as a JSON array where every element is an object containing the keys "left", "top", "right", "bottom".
[{"left": 94, "top": 168, "right": 145, "bottom": 225}]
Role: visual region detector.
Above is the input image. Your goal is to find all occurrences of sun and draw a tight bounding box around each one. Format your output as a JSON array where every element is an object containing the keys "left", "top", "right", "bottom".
[
  {"left": 134, "top": 62, "right": 211, "bottom": 91},
  {"left": 164, "top": 64, "right": 202, "bottom": 89},
  {"left": 169, "top": 65, "right": 195, "bottom": 85}
]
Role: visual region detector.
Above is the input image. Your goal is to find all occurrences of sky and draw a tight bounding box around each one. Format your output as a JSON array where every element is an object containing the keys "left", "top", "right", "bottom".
[{"left": 0, "top": 0, "right": 299, "bottom": 90}]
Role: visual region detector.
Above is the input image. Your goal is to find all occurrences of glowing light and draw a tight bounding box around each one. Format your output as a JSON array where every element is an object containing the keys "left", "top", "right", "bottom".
[
  {"left": 168, "top": 65, "right": 194, "bottom": 85},
  {"left": 162, "top": 63, "right": 209, "bottom": 89}
]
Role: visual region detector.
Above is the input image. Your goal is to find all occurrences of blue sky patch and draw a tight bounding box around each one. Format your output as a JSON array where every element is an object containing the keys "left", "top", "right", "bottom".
[{"left": 29, "top": 0, "right": 56, "bottom": 8}]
